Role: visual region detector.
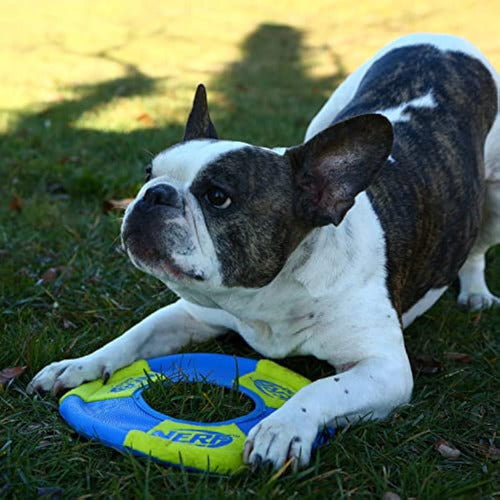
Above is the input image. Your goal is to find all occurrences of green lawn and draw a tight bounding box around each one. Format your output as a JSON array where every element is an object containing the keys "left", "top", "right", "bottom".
[{"left": 1, "top": 1, "right": 499, "bottom": 498}]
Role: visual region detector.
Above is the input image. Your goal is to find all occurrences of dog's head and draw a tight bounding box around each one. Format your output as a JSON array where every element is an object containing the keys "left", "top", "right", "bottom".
[{"left": 121, "top": 85, "right": 393, "bottom": 292}]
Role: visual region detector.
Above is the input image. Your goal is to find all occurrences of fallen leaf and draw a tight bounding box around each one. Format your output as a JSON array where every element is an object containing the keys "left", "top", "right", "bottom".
[
  {"left": 0, "top": 366, "right": 27, "bottom": 387},
  {"left": 434, "top": 440, "right": 461, "bottom": 459},
  {"left": 443, "top": 352, "right": 472, "bottom": 363},
  {"left": 9, "top": 195, "right": 22, "bottom": 212},
  {"left": 412, "top": 355, "right": 443, "bottom": 374},
  {"left": 38, "top": 265, "right": 73, "bottom": 285},
  {"left": 136, "top": 112, "right": 155, "bottom": 126},
  {"left": 40, "top": 267, "right": 59, "bottom": 283},
  {"left": 103, "top": 198, "right": 134, "bottom": 213}
]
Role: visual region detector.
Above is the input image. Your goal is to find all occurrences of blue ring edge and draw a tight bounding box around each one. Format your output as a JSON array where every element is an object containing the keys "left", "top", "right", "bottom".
[{"left": 59, "top": 353, "right": 335, "bottom": 470}]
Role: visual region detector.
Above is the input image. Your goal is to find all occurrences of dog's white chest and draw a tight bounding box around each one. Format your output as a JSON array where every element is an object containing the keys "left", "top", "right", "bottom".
[{"left": 235, "top": 312, "right": 319, "bottom": 358}]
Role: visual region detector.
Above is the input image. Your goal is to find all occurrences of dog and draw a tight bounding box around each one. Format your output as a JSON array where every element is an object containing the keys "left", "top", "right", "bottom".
[{"left": 28, "top": 33, "right": 500, "bottom": 471}]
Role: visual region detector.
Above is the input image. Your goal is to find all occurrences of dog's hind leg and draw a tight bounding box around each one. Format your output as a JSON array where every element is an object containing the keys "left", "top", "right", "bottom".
[{"left": 458, "top": 108, "right": 500, "bottom": 311}]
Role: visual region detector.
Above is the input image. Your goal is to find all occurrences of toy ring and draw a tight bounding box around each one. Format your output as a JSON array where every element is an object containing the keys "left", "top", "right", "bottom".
[{"left": 59, "top": 353, "right": 334, "bottom": 473}]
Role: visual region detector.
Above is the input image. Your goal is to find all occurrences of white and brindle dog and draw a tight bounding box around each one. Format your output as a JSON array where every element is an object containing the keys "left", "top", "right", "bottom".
[{"left": 29, "top": 34, "right": 500, "bottom": 470}]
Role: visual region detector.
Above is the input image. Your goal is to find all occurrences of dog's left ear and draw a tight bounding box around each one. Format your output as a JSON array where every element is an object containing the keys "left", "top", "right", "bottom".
[
  {"left": 287, "top": 114, "right": 393, "bottom": 227},
  {"left": 183, "top": 84, "right": 219, "bottom": 141}
]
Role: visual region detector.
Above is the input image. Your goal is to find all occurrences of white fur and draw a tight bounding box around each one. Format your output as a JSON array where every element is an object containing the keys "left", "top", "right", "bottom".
[
  {"left": 378, "top": 90, "right": 438, "bottom": 123},
  {"left": 186, "top": 193, "right": 403, "bottom": 365},
  {"left": 485, "top": 116, "right": 500, "bottom": 181},
  {"left": 402, "top": 287, "right": 448, "bottom": 327},
  {"left": 151, "top": 139, "right": 250, "bottom": 188}
]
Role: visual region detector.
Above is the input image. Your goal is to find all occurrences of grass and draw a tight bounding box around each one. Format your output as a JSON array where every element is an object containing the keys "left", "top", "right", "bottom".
[
  {"left": 0, "top": 0, "right": 499, "bottom": 498},
  {"left": 141, "top": 372, "right": 254, "bottom": 423}
]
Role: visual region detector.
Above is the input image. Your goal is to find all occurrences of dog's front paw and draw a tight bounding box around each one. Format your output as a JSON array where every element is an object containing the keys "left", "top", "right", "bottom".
[
  {"left": 243, "top": 409, "right": 318, "bottom": 471},
  {"left": 457, "top": 291, "right": 500, "bottom": 311},
  {"left": 27, "top": 356, "right": 114, "bottom": 395}
]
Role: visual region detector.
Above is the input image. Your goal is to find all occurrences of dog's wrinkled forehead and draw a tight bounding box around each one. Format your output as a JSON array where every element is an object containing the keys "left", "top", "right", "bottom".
[{"left": 151, "top": 139, "right": 254, "bottom": 187}]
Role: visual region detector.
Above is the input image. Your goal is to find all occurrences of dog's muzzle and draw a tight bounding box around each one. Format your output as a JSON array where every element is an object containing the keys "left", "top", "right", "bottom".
[{"left": 121, "top": 184, "right": 203, "bottom": 281}]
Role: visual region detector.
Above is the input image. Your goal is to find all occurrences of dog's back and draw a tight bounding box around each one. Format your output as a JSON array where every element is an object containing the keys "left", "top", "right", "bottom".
[{"left": 307, "top": 34, "right": 499, "bottom": 317}]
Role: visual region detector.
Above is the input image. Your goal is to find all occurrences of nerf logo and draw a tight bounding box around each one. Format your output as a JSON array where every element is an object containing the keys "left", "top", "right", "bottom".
[
  {"left": 253, "top": 379, "right": 294, "bottom": 400},
  {"left": 152, "top": 429, "right": 234, "bottom": 448},
  {"left": 109, "top": 375, "right": 150, "bottom": 393}
]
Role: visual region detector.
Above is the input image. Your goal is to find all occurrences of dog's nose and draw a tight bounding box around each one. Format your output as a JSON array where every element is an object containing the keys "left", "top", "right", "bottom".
[{"left": 142, "top": 184, "right": 182, "bottom": 208}]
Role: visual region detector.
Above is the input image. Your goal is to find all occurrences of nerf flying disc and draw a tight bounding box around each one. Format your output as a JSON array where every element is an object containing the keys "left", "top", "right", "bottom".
[{"left": 59, "top": 353, "right": 334, "bottom": 474}]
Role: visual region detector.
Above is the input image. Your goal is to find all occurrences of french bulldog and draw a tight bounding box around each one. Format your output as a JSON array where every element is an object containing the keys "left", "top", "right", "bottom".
[{"left": 29, "top": 33, "right": 500, "bottom": 471}]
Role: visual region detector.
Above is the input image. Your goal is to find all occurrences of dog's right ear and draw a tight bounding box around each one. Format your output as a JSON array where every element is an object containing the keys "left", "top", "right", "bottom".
[
  {"left": 287, "top": 114, "right": 393, "bottom": 227},
  {"left": 183, "top": 84, "right": 219, "bottom": 141}
]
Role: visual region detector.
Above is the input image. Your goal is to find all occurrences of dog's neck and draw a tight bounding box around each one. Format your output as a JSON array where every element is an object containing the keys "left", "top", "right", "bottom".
[{"left": 168, "top": 191, "right": 386, "bottom": 322}]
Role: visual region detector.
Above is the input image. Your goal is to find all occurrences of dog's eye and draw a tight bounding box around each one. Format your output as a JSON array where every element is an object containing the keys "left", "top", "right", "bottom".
[
  {"left": 145, "top": 163, "right": 152, "bottom": 182},
  {"left": 205, "top": 187, "right": 232, "bottom": 209}
]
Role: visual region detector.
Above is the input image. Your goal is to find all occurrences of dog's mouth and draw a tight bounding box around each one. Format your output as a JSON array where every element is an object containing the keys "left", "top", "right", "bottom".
[{"left": 121, "top": 229, "right": 205, "bottom": 283}]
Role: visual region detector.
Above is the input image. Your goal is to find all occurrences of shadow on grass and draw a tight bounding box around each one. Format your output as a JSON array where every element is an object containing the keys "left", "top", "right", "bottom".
[
  {"left": 0, "top": 59, "right": 180, "bottom": 200},
  {"left": 210, "top": 23, "right": 346, "bottom": 145},
  {"left": 1, "top": 23, "right": 345, "bottom": 201}
]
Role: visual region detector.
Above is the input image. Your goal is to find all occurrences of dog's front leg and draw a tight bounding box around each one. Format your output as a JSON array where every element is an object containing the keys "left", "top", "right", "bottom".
[
  {"left": 243, "top": 342, "right": 413, "bottom": 470},
  {"left": 28, "top": 299, "right": 228, "bottom": 394}
]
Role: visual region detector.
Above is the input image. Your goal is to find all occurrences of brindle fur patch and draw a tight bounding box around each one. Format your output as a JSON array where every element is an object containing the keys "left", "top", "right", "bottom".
[
  {"left": 335, "top": 45, "right": 497, "bottom": 313},
  {"left": 190, "top": 147, "right": 308, "bottom": 287}
]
